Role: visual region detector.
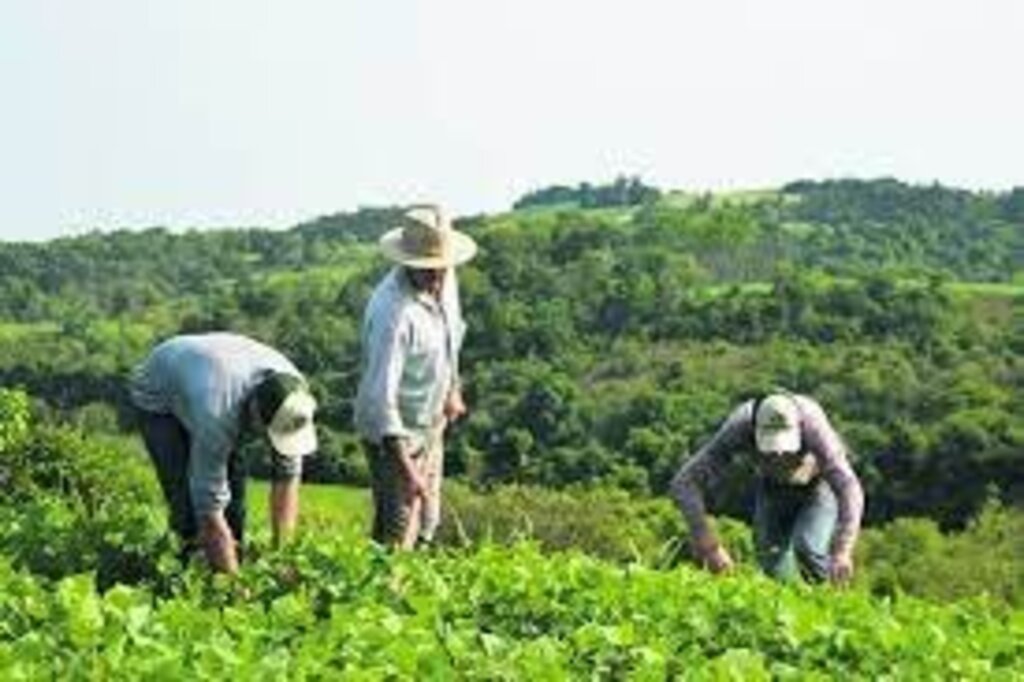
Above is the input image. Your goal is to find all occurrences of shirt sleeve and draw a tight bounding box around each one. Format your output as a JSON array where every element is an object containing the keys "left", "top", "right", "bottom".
[
  {"left": 799, "top": 397, "right": 865, "bottom": 556},
  {"left": 443, "top": 271, "right": 465, "bottom": 391},
  {"left": 670, "top": 401, "right": 753, "bottom": 538},
  {"left": 362, "top": 305, "right": 411, "bottom": 440},
  {"left": 187, "top": 420, "right": 234, "bottom": 518}
]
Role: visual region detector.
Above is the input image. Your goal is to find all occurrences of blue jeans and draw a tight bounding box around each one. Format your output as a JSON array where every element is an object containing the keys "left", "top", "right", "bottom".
[
  {"left": 753, "top": 477, "right": 837, "bottom": 582},
  {"left": 138, "top": 411, "right": 247, "bottom": 555}
]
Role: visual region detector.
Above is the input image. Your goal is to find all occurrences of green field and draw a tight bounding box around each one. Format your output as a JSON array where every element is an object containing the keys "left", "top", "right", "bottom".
[
  {"left": 248, "top": 480, "right": 370, "bottom": 537},
  {"left": 694, "top": 277, "right": 1024, "bottom": 300},
  {"left": 948, "top": 281, "right": 1024, "bottom": 298},
  {"left": 663, "top": 188, "right": 794, "bottom": 209},
  {"left": 263, "top": 251, "right": 375, "bottom": 288},
  {"left": 0, "top": 321, "right": 59, "bottom": 339}
]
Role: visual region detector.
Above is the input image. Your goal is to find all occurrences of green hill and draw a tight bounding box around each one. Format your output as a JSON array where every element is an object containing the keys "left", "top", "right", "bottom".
[{"left": 0, "top": 178, "right": 1023, "bottom": 529}]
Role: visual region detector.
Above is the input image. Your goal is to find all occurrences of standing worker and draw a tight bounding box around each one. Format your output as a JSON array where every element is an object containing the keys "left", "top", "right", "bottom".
[
  {"left": 416, "top": 205, "right": 468, "bottom": 547},
  {"left": 355, "top": 205, "right": 477, "bottom": 548}
]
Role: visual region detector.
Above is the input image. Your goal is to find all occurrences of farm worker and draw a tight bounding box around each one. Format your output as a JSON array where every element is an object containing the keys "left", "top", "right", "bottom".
[
  {"left": 130, "top": 333, "right": 318, "bottom": 573},
  {"left": 354, "top": 205, "right": 476, "bottom": 549},
  {"left": 417, "top": 205, "right": 469, "bottom": 546},
  {"left": 670, "top": 391, "right": 864, "bottom": 584}
]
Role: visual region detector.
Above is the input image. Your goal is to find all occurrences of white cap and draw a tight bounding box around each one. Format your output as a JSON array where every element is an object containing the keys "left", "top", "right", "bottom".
[
  {"left": 267, "top": 390, "right": 318, "bottom": 458},
  {"left": 754, "top": 394, "right": 802, "bottom": 454}
]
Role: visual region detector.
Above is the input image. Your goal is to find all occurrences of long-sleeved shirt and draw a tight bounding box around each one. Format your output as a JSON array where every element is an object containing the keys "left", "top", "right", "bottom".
[
  {"left": 670, "top": 395, "right": 864, "bottom": 556},
  {"left": 354, "top": 267, "right": 462, "bottom": 450},
  {"left": 130, "top": 333, "right": 304, "bottom": 516},
  {"left": 441, "top": 264, "right": 465, "bottom": 385}
]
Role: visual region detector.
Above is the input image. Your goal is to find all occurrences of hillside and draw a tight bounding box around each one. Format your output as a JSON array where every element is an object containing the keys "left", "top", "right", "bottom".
[
  {"left": 0, "top": 177, "right": 1023, "bottom": 527},
  {"left": 3, "top": 180, "right": 1024, "bottom": 676}
]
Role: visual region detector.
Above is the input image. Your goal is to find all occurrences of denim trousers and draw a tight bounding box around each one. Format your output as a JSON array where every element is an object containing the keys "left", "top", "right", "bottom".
[
  {"left": 138, "top": 410, "right": 247, "bottom": 555},
  {"left": 753, "top": 477, "right": 837, "bottom": 582}
]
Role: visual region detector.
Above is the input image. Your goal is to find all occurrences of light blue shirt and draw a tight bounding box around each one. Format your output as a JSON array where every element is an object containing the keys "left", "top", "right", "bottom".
[
  {"left": 354, "top": 267, "right": 462, "bottom": 450},
  {"left": 130, "top": 333, "right": 304, "bottom": 516}
]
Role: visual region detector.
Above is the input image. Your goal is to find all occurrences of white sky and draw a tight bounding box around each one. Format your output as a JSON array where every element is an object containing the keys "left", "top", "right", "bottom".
[{"left": 1, "top": 0, "right": 1022, "bottom": 241}]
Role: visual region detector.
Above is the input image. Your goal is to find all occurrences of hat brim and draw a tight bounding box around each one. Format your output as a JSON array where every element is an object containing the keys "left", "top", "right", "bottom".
[
  {"left": 378, "top": 228, "right": 478, "bottom": 269},
  {"left": 755, "top": 427, "right": 801, "bottom": 454},
  {"left": 267, "top": 392, "right": 318, "bottom": 458}
]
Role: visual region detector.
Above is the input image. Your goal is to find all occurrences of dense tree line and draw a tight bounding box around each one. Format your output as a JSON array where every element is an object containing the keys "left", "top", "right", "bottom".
[
  {"left": 776, "top": 178, "right": 1024, "bottom": 280},
  {"left": 0, "top": 208, "right": 403, "bottom": 321},
  {"left": 1, "top": 179, "right": 1023, "bottom": 530},
  {"left": 513, "top": 175, "right": 661, "bottom": 210}
]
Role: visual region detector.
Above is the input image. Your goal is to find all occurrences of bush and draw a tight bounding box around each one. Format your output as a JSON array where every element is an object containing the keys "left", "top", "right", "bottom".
[
  {"left": 858, "top": 500, "right": 1024, "bottom": 607},
  {"left": 437, "top": 482, "right": 753, "bottom": 567},
  {"left": 0, "top": 389, "right": 169, "bottom": 585}
]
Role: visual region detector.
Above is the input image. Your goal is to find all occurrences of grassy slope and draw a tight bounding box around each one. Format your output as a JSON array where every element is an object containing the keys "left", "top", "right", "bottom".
[{"left": 247, "top": 480, "right": 370, "bottom": 538}]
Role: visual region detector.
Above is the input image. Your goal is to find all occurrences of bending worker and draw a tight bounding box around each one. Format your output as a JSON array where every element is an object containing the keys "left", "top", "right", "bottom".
[
  {"left": 670, "top": 391, "right": 864, "bottom": 583},
  {"left": 131, "top": 332, "right": 318, "bottom": 573}
]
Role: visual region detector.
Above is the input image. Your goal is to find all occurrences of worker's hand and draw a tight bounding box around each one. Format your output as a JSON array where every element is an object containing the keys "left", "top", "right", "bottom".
[
  {"left": 829, "top": 549, "right": 854, "bottom": 585},
  {"left": 703, "top": 545, "right": 735, "bottom": 574},
  {"left": 383, "top": 436, "right": 428, "bottom": 503},
  {"left": 444, "top": 387, "right": 467, "bottom": 423},
  {"left": 403, "top": 470, "right": 427, "bottom": 503},
  {"left": 693, "top": 535, "right": 734, "bottom": 574}
]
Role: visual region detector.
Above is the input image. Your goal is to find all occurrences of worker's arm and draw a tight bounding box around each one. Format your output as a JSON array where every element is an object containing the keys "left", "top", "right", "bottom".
[
  {"left": 669, "top": 402, "right": 751, "bottom": 572},
  {"left": 269, "top": 476, "right": 300, "bottom": 546},
  {"left": 801, "top": 397, "right": 865, "bottom": 584}
]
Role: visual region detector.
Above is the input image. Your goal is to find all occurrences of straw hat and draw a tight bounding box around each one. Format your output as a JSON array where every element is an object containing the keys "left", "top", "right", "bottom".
[{"left": 379, "top": 205, "right": 477, "bottom": 269}]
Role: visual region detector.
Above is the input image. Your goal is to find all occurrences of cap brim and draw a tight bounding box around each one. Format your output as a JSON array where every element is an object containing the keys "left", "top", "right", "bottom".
[
  {"left": 379, "top": 228, "right": 477, "bottom": 269},
  {"left": 755, "top": 428, "right": 801, "bottom": 454}
]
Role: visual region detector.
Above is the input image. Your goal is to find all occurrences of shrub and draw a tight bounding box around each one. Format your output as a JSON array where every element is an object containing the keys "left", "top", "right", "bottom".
[
  {"left": 437, "top": 482, "right": 753, "bottom": 567},
  {"left": 0, "top": 389, "right": 168, "bottom": 585}
]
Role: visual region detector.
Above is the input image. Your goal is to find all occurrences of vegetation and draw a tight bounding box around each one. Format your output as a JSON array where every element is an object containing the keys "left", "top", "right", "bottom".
[
  {"left": 3, "top": 390, "right": 1024, "bottom": 677},
  {"left": 6, "top": 538, "right": 1024, "bottom": 679},
  {"left": 513, "top": 175, "right": 662, "bottom": 210},
  {"left": 2, "top": 179, "right": 1024, "bottom": 536}
]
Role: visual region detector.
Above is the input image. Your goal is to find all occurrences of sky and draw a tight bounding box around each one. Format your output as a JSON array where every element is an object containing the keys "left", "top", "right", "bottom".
[{"left": 1, "top": 0, "right": 1022, "bottom": 242}]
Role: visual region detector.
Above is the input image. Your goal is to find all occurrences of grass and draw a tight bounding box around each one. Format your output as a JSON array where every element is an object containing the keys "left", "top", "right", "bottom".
[
  {"left": 947, "top": 281, "right": 1024, "bottom": 298},
  {"left": 662, "top": 188, "right": 794, "bottom": 209},
  {"left": 0, "top": 321, "right": 59, "bottom": 339},
  {"left": 504, "top": 204, "right": 636, "bottom": 224},
  {"left": 696, "top": 282, "right": 773, "bottom": 297},
  {"left": 693, "top": 277, "right": 1024, "bottom": 301},
  {"left": 248, "top": 480, "right": 371, "bottom": 537},
  {"left": 264, "top": 251, "right": 375, "bottom": 288}
]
